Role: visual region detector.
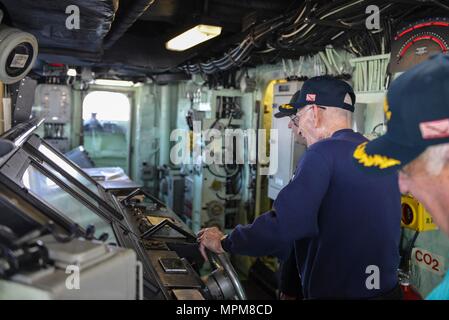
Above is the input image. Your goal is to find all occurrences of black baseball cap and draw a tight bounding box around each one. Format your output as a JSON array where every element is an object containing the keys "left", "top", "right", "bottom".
[
  {"left": 274, "top": 76, "right": 355, "bottom": 119},
  {"left": 353, "top": 53, "right": 449, "bottom": 174},
  {"left": 274, "top": 90, "right": 301, "bottom": 118}
]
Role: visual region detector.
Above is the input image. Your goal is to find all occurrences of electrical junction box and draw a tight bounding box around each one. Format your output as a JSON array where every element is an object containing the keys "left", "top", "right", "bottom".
[
  {"left": 401, "top": 195, "right": 438, "bottom": 232},
  {"left": 33, "top": 84, "right": 72, "bottom": 153},
  {"left": 268, "top": 81, "right": 306, "bottom": 200},
  {"left": 34, "top": 85, "right": 72, "bottom": 123}
]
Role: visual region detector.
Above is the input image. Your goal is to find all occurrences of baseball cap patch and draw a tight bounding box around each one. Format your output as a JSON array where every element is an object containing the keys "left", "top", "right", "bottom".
[
  {"left": 306, "top": 94, "right": 316, "bottom": 102},
  {"left": 419, "top": 118, "right": 449, "bottom": 139}
]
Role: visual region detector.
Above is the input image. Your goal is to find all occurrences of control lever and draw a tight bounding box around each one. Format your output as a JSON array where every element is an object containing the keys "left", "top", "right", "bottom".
[
  {"left": 120, "top": 188, "right": 142, "bottom": 205},
  {"left": 141, "top": 219, "right": 196, "bottom": 242}
]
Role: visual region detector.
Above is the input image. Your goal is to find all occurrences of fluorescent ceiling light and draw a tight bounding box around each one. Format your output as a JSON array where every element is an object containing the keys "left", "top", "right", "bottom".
[
  {"left": 67, "top": 68, "right": 77, "bottom": 77},
  {"left": 166, "top": 25, "right": 222, "bottom": 51},
  {"left": 94, "top": 79, "right": 135, "bottom": 87}
]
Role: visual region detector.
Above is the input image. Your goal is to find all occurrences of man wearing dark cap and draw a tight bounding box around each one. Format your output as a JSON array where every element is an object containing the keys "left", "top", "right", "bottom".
[
  {"left": 353, "top": 53, "right": 449, "bottom": 299},
  {"left": 199, "top": 75, "right": 402, "bottom": 299}
]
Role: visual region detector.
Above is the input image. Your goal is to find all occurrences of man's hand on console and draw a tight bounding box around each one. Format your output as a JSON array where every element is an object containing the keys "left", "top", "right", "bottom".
[{"left": 197, "top": 227, "right": 226, "bottom": 261}]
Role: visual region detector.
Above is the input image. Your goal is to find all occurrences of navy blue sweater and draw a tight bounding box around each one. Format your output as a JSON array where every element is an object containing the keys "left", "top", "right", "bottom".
[{"left": 222, "top": 129, "right": 401, "bottom": 299}]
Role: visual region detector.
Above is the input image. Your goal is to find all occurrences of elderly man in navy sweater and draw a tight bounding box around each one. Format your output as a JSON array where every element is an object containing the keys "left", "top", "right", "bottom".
[{"left": 198, "top": 76, "right": 402, "bottom": 299}]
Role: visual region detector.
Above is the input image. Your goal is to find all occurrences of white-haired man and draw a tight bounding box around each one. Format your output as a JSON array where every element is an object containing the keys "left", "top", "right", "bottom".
[
  {"left": 199, "top": 75, "right": 402, "bottom": 299},
  {"left": 353, "top": 53, "right": 449, "bottom": 299}
]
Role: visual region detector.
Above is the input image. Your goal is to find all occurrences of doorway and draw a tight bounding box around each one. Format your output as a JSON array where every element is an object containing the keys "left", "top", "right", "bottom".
[{"left": 82, "top": 91, "right": 131, "bottom": 174}]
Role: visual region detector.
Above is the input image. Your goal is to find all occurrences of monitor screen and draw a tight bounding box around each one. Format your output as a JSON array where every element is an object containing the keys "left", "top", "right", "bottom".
[
  {"left": 37, "top": 143, "right": 101, "bottom": 197},
  {"left": 22, "top": 164, "right": 116, "bottom": 242}
]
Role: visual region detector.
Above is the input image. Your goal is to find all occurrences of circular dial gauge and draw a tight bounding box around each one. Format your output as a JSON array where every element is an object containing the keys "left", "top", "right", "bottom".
[
  {"left": 390, "top": 19, "right": 449, "bottom": 73},
  {"left": 397, "top": 32, "right": 448, "bottom": 69}
]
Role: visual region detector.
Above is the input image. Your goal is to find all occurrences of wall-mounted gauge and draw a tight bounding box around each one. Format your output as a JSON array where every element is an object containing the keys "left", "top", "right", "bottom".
[
  {"left": 389, "top": 18, "right": 449, "bottom": 74},
  {"left": 0, "top": 25, "right": 38, "bottom": 84}
]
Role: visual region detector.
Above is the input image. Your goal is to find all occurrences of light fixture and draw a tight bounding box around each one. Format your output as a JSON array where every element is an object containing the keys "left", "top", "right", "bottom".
[
  {"left": 166, "top": 24, "right": 222, "bottom": 52},
  {"left": 94, "top": 79, "right": 135, "bottom": 87},
  {"left": 67, "top": 68, "right": 77, "bottom": 77}
]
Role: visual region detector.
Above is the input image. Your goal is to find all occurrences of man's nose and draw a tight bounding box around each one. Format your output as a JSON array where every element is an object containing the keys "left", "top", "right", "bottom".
[{"left": 288, "top": 120, "right": 293, "bottom": 129}]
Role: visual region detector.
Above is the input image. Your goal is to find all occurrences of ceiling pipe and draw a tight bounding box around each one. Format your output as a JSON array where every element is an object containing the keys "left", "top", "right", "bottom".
[{"left": 103, "top": 0, "right": 156, "bottom": 50}]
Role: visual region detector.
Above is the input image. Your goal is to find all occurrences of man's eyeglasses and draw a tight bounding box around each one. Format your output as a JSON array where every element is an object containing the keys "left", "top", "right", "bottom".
[
  {"left": 289, "top": 114, "right": 299, "bottom": 126},
  {"left": 288, "top": 105, "right": 326, "bottom": 126}
]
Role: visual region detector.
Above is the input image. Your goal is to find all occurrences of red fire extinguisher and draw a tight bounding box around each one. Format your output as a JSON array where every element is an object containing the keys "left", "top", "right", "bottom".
[{"left": 400, "top": 277, "right": 422, "bottom": 300}]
